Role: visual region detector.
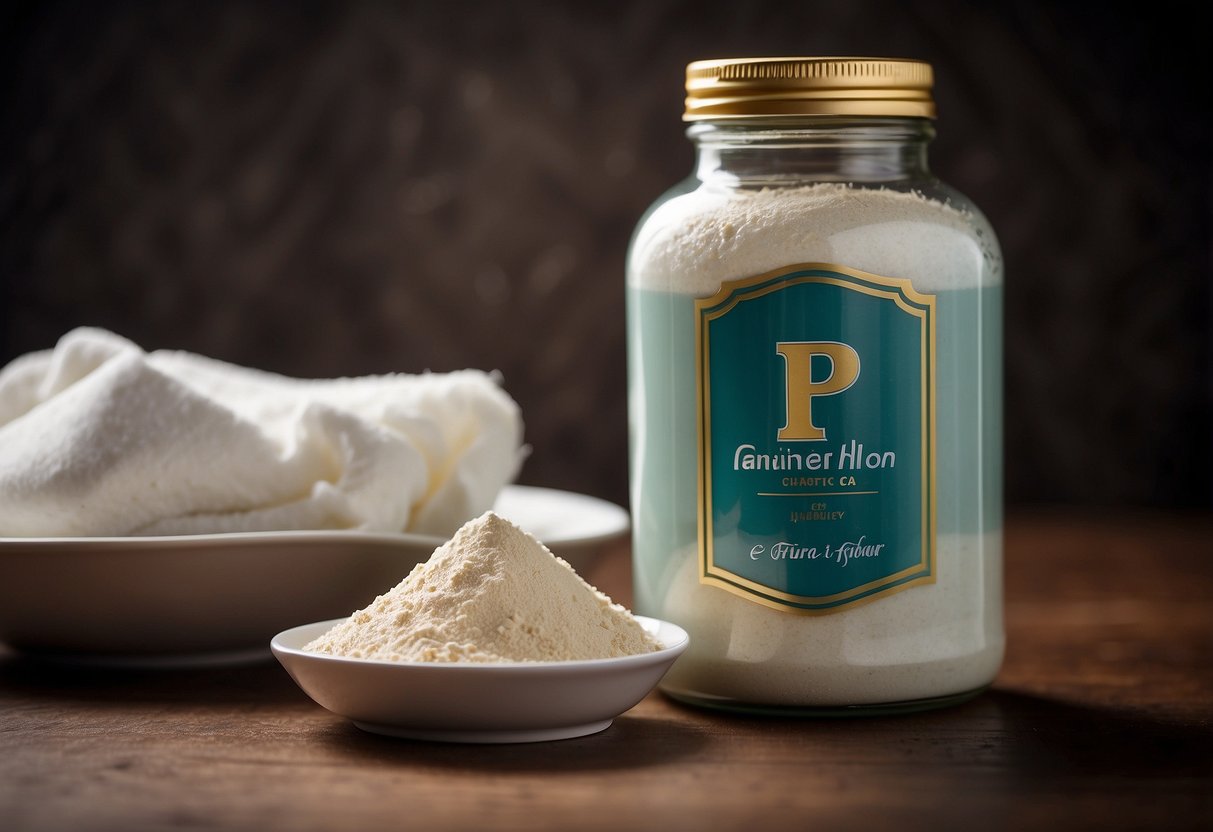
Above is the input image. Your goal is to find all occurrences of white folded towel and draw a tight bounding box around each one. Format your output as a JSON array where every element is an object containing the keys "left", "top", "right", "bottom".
[{"left": 0, "top": 328, "right": 525, "bottom": 537}]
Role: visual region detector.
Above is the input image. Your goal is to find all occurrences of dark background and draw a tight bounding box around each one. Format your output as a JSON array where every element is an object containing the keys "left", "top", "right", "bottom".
[{"left": 1, "top": 0, "right": 1209, "bottom": 509}]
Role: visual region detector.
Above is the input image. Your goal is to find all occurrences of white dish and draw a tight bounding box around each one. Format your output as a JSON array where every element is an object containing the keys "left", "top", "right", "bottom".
[
  {"left": 0, "top": 485, "right": 628, "bottom": 660},
  {"left": 271, "top": 615, "right": 687, "bottom": 743}
]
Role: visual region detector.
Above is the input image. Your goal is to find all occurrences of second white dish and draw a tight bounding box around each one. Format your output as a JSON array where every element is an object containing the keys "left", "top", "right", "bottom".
[{"left": 0, "top": 485, "right": 628, "bottom": 660}]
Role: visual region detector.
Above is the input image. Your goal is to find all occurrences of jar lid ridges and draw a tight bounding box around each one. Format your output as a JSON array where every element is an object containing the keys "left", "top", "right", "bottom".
[{"left": 684, "top": 57, "right": 936, "bottom": 121}]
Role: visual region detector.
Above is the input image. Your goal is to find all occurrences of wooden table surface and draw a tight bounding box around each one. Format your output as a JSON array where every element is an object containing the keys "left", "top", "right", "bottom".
[{"left": 2, "top": 511, "right": 1211, "bottom": 832}]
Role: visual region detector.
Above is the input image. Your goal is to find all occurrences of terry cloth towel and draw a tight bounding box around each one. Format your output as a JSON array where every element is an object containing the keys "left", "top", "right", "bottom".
[{"left": 0, "top": 328, "right": 525, "bottom": 537}]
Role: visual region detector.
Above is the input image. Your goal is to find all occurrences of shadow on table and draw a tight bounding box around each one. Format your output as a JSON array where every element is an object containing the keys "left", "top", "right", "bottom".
[
  {"left": 975, "top": 688, "right": 1213, "bottom": 780},
  {"left": 658, "top": 686, "right": 1213, "bottom": 780},
  {"left": 0, "top": 653, "right": 308, "bottom": 708},
  {"left": 312, "top": 713, "right": 709, "bottom": 773}
]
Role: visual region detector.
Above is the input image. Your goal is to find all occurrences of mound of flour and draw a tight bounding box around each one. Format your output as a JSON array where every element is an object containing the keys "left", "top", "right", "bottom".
[{"left": 305, "top": 512, "right": 659, "bottom": 662}]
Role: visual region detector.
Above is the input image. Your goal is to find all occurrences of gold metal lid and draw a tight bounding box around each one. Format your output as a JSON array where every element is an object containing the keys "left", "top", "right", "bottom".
[{"left": 684, "top": 57, "right": 935, "bottom": 121}]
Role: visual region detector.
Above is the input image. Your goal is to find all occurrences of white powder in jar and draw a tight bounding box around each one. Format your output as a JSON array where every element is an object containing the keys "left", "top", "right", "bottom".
[
  {"left": 305, "top": 511, "right": 660, "bottom": 663},
  {"left": 629, "top": 183, "right": 1003, "bottom": 706},
  {"left": 629, "top": 183, "right": 999, "bottom": 294}
]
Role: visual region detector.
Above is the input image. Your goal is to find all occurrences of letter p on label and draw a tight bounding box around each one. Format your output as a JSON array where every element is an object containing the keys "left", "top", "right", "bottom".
[{"left": 776, "top": 342, "right": 860, "bottom": 441}]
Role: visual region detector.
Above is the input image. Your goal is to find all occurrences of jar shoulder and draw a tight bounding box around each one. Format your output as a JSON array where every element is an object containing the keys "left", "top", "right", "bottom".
[{"left": 921, "top": 180, "right": 1003, "bottom": 265}]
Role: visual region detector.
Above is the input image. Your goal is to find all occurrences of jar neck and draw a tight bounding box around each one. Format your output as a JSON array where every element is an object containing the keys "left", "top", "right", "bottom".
[{"left": 689, "top": 118, "right": 934, "bottom": 185}]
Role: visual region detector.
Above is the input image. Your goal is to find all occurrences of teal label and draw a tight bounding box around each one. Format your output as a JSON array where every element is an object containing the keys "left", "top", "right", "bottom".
[{"left": 695, "top": 264, "right": 936, "bottom": 613}]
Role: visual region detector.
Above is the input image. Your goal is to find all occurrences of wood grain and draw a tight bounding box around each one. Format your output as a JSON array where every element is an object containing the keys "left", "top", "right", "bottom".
[{"left": 2, "top": 511, "right": 1211, "bottom": 831}]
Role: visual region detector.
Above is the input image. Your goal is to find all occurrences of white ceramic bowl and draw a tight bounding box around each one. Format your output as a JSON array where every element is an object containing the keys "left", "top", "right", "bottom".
[
  {"left": 271, "top": 616, "right": 688, "bottom": 743},
  {"left": 0, "top": 485, "right": 628, "bottom": 660}
]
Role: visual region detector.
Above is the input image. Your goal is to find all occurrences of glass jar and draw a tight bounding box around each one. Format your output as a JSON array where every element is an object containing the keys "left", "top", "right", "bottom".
[{"left": 627, "top": 57, "right": 1003, "bottom": 713}]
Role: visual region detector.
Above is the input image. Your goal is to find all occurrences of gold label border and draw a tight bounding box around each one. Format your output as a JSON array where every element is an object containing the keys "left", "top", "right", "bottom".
[{"left": 694, "top": 262, "right": 937, "bottom": 615}]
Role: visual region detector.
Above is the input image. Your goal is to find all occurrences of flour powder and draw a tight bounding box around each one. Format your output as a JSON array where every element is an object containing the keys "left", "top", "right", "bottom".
[{"left": 305, "top": 512, "right": 659, "bottom": 662}]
